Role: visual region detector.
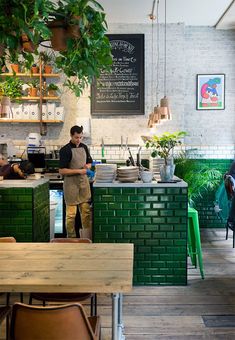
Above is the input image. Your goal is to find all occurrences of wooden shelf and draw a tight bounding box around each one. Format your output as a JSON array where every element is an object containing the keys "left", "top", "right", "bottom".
[
  {"left": 18, "top": 96, "right": 60, "bottom": 101},
  {"left": 0, "top": 73, "right": 60, "bottom": 78},
  {"left": 0, "top": 119, "right": 63, "bottom": 123}
]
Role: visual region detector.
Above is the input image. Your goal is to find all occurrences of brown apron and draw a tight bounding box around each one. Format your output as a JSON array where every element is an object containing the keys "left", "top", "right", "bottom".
[{"left": 63, "top": 147, "right": 91, "bottom": 206}]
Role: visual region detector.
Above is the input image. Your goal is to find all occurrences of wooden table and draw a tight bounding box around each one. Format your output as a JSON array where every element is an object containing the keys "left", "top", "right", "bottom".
[{"left": 0, "top": 242, "right": 134, "bottom": 340}]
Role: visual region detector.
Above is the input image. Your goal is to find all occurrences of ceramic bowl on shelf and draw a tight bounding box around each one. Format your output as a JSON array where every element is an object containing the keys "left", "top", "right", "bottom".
[{"left": 140, "top": 171, "right": 153, "bottom": 183}]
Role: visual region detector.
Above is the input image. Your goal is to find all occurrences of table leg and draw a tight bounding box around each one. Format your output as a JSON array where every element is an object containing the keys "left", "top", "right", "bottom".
[{"left": 112, "top": 293, "right": 125, "bottom": 340}]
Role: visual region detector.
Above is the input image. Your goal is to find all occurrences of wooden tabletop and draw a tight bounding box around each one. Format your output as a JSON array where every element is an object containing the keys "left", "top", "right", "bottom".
[{"left": 0, "top": 243, "right": 134, "bottom": 294}]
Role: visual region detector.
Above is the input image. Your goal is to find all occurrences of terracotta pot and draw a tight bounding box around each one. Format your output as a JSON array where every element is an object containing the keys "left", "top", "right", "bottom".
[
  {"left": 48, "top": 20, "right": 67, "bottom": 51},
  {"left": 44, "top": 64, "right": 52, "bottom": 74},
  {"left": 67, "top": 25, "right": 81, "bottom": 39},
  {"left": 67, "top": 16, "right": 81, "bottom": 39},
  {"left": 48, "top": 89, "right": 56, "bottom": 97},
  {"left": 21, "top": 34, "right": 35, "bottom": 53},
  {"left": 29, "top": 87, "right": 38, "bottom": 97},
  {"left": 31, "top": 66, "right": 39, "bottom": 74},
  {"left": 11, "top": 64, "right": 19, "bottom": 73}
]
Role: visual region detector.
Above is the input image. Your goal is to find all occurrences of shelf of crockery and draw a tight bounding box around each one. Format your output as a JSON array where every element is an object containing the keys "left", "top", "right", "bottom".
[{"left": 0, "top": 119, "right": 63, "bottom": 123}]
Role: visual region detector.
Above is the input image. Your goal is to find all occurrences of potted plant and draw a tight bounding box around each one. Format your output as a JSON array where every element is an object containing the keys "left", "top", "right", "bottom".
[
  {"left": 174, "top": 152, "right": 222, "bottom": 207},
  {"left": 145, "top": 131, "right": 187, "bottom": 181},
  {"left": 40, "top": 51, "right": 54, "bottom": 74},
  {"left": 0, "top": 76, "right": 23, "bottom": 117},
  {"left": 7, "top": 52, "right": 20, "bottom": 73},
  {"left": 0, "top": 1, "right": 55, "bottom": 69},
  {"left": 27, "top": 79, "right": 39, "bottom": 97},
  {"left": 54, "top": 0, "right": 113, "bottom": 96},
  {"left": 31, "top": 64, "right": 39, "bottom": 74},
  {"left": 47, "top": 83, "right": 59, "bottom": 96}
]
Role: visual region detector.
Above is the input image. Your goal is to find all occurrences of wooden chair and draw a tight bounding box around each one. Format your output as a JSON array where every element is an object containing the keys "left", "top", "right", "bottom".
[
  {"left": 10, "top": 302, "right": 101, "bottom": 340},
  {"left": 0, "top": 306, "right": 11, "bottom": 340},
  {"left": 0, "top": 237, "right": 16, "bottom": 243},
  {"left": 29, "top": 238, "right": 97, "bottom": 316}
]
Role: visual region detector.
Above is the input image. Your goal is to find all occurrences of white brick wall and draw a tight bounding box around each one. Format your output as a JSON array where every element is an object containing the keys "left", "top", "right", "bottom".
[{"left": 1, "top": 23, "right": 235, "bottom": 160}]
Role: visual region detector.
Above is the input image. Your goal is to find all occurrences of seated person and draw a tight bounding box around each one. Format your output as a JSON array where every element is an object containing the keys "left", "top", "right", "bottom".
[
  {"left": 225, "top": 160, "right": 235, "bottom": 230},
  {"left": 0, "top": 160, "right": 35, "bottom": 179}
]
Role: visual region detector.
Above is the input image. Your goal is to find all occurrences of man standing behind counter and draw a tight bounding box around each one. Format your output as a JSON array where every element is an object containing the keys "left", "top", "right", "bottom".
[{"left": 59, "top": 125, "right": 94, "bottom": 239}]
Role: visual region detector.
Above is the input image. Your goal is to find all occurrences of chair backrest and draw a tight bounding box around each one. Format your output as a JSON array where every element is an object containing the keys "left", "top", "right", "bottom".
[
  {"left": 0, "top": 237, "right": 16, "bottom": 243},
  {"left": 10, "top": 302, "right": 95, "bottom": 340},
  {"left": 50, "top": 238, "right": 92, "bottom": 243},
  {"left": 224, "top": 175, "right": 235, "bottom": 200}
]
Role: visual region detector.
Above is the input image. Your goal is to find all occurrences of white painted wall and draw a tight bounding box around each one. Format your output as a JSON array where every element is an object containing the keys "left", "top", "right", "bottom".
[{"left": 1, "top": 23, "right": 235, "bottom": 160}]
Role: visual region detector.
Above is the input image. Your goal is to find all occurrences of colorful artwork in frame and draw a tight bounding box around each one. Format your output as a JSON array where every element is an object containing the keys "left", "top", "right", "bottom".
[{"left": 196, "top": 74, "right": 225, "bottom": 110}]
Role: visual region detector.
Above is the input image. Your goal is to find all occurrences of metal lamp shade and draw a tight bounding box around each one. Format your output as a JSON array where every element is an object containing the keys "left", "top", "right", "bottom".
[{"left": 160, "top": 96, "right": 171, "bottom": 120}]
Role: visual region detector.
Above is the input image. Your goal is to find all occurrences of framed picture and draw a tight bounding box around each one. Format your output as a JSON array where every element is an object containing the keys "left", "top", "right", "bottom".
[{"left": 196, "top": 74, "right": 225, "bottom": 110}]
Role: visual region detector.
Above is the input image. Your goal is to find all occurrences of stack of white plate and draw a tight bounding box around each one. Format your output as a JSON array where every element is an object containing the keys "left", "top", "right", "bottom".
[
  {"left": 95, "top": 164, "right": 117, "bottom": 183},
  {"left": 117, "top": 166, "right": 139, "bottom": 183}
]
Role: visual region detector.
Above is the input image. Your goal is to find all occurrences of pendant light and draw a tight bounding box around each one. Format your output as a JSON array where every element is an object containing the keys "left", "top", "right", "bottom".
[
  {"left": 160, "top": 0, "right": 171, "bottom": 120},
  {"left": 147, "top": 0, "right": 161, "bottom": 127},
  {"left": 153, "top": 0, "right": 161, "bottom": 125}
]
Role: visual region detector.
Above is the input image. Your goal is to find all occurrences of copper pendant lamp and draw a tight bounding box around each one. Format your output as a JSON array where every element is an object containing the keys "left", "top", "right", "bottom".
[
  {"left": 160, "top": 0, "right": 171, "bottom": 121},
  {"left": 147, "top": 0, "right": 162, "bottom": 127}
]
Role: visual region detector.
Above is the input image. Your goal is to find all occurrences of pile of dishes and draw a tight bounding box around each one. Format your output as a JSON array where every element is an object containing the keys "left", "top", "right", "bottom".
[
  {"left": 95, "top": 164, "right": 117, "bottom": 183},
  {"left": 117, "top": 166, "right": 139, "bottom": 183}
]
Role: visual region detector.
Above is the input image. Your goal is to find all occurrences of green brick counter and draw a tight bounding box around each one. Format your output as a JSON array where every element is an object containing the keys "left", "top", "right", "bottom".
[
  {"left": 93, "top": 180, "right": 188, "bottom": 286},
  {"left": 0, "top": 179, "right": 50, "bottom": 242}
]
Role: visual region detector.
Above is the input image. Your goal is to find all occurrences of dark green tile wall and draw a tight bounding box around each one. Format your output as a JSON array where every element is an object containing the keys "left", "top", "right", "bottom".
[
  {"left": 0, "top": 182, "right": 49, "bottom": 242},
  {"left": 93, "top": 186, "right": 188, "bottom": 286}
]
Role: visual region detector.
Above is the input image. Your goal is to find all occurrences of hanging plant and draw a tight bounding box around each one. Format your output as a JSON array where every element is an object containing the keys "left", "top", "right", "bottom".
[
  {"left": 0, "top": 0, "right": 112, "bottom": 97},
  {"left": 53, "top": 0, "right": 113, "bottom": 96}
]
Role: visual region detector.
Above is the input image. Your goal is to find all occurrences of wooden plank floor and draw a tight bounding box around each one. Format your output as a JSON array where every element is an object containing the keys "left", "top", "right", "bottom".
[{"left": 1, "top": 229, "right": 235, "bottom": 339}]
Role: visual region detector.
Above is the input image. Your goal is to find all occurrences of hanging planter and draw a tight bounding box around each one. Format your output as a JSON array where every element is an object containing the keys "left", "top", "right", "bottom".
[
  {"left": 48, "top": 20, "right": 67, "bottom": 51},
  {"left": 67, "top": 16, "right": 81, "bottom": 39},
  {"left": 21, "top": 33, "right": 35, "bottom": 53}
]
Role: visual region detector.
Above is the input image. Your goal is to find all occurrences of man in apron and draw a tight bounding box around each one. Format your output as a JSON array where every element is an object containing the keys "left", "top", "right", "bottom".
[{"left": 59, "top": 125, "right": 93, "bottom": 239}]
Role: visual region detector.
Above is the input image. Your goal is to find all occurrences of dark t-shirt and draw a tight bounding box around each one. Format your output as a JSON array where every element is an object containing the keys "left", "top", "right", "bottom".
[
  {"left": 0, "top": 164, "right": 21, "bottom": 179},
  {"left": 228, "top": 161, "right": 235, "bottom": 179},
  {"left": 59, "top": 141, "right": 92, "bottom": 169}
]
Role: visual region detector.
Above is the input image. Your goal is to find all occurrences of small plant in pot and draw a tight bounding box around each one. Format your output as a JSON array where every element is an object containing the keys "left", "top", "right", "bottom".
[
  {"left": 0, "top": 76, "right": 23, "bottom": 117},
  {"left": 145, "top": 131, "right": 187, "bottom": 182},
  {"left": 40, "top": 51, "right": 54, "bottom": 74},
  {"left": 7, "top": 52, "right": 20, "bottom": 73},
  {"left": 31, "top": 64, "right": 39, "bottom": 74},
  {"left": 27, "top": 79, "right": 39, "bottom": 97},
  {"left": 47, "top": 83, "right": 59, "bottom": 96}
]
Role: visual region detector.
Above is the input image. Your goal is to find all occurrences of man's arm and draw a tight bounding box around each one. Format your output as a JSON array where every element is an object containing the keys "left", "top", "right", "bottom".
[{"left": 59, "top": 168, "right": 87, "bottom": 175}]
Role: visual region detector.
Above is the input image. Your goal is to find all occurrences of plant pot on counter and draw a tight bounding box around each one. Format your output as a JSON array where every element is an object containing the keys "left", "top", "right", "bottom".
[{"left": 160, "top": 161, "right": 176, "bottom": 182}]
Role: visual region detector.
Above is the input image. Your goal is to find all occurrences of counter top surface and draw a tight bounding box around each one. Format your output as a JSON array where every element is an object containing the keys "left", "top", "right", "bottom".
[
  {"left": 0, "top": 178, "right": 49, "bottom": 188},
  {"left": 93, "top": 177, "right": 187, "bottom": 188}
]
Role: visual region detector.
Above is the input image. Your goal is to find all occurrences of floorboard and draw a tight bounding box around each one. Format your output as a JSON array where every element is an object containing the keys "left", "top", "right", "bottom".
[{"left": 1, "top": 229, "right": 235, "bottom": 339}]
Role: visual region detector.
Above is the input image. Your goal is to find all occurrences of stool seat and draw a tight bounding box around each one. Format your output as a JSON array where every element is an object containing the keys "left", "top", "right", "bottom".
[{"left": 188, "top": 207, "right": 204, "bottom": 279}]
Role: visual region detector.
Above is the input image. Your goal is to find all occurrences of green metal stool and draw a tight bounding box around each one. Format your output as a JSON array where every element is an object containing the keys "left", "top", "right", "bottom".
[{"left": 188, "top": 207, "right": 205, "bottom": 279}]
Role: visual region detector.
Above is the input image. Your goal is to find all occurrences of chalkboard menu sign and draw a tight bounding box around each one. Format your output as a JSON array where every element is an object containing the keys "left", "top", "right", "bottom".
[{"left": 91, "top": 34, "right": 144, "bottom": 115}]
